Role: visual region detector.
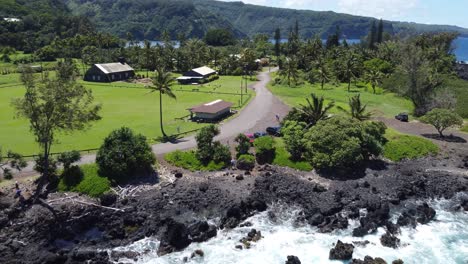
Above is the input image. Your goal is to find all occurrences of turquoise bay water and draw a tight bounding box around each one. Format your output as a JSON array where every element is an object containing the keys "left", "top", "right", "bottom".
[{"left": 112, "top": 196, "right": 468, "bottom": 264}]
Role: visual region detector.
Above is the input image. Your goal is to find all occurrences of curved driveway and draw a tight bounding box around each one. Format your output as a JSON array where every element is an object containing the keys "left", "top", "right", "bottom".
[{"left": 153, "top": 68, "right": 288, "bottom": 154}]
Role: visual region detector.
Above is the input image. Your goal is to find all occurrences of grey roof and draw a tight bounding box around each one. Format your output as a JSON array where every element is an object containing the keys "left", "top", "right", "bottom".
[
  {"left": 192, "top": 66, "right": 216, "bottom": 76},
  {"left": 190, "top": 99, "right": 233, "bottom": 114},
  {"left": 95, "top": 63, "right": 134, "bottom": 74}
]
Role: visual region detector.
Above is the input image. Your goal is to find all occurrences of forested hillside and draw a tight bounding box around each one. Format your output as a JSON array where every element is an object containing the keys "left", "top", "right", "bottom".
[
  {"left": 64, "top": 0, "right": 468, "bottom": 40},
  {"left": 64, "top": 0, "right": 244, "bottom": 39},
  {"left": 0, "top": 0, "right": 94, "bottom": 52}
]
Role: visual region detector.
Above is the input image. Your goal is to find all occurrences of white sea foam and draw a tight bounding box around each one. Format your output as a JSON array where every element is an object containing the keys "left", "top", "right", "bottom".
[{"left": 113, "top": 198, "right": 468, "bottom": 264}]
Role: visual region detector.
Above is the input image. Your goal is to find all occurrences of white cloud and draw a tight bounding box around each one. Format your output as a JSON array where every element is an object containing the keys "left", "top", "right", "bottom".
[{"left": 337, "top": 0, "right": 420, "bottom": 20}]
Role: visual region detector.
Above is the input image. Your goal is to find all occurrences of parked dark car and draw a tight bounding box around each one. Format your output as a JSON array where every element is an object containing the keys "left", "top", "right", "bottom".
[
  {"left": 395, "top": 113, "right": 409, "bottom": 122},
  {"left": 254, "top": 132, "right": 267, "bottom": 138},
  {"left": 266, "top": 126, "right": 281, "bottom": 136}
]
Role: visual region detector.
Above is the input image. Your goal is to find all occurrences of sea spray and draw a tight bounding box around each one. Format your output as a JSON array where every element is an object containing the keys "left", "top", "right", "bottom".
[{"left": 112, "top": 197, "right": 468, "bottom": 264}]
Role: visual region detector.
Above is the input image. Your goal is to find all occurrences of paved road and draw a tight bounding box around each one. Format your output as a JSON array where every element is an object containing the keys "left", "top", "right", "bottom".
[{"left": 11, "top": 69, "right": 290, "bottom": 177}]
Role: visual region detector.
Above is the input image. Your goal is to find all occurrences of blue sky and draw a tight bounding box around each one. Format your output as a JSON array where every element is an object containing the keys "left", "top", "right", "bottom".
[{"left": 220, "top": 0, "right": 468, "bottom": 28}]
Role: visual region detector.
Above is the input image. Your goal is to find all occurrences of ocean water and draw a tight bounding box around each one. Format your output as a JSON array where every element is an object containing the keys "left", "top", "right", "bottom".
[
  {"left": 453, "top": 37, "right": 468, "bottom": 62},
  {"left": 112, "top": 195, "right": 468, "bottom": 264}
]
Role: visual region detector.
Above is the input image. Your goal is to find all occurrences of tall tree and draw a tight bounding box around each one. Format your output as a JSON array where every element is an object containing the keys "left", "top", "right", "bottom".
[
  {"left": 294, "top": 20, "right": 299, "bottom": 39},
  {"left": 314, "top": 54, "right": 330, "bottom": 90},
  {"left": 368, "top": 20, "right": 377, "bottom": 49},
  {"left": 12, "top": 65, "right": 101, "bottom": 200},
  {"left": 149, "top": 69, "right": 177, "bottom": 138},
  {"left": 274, "top": 28, "right": 281, "bottom": 57},
  {"left": 398, "top": 43, "right": 442, "bottom": 116},
  {"left": 279, "top": 56, "right": 299, "bottom": 86},
  {"left": 341, "top": 51, "right": 361, "bottom": 92},
  {"left": 377, "top": 19, "right": 384, "bottom": 44},
  {"left": 298, "top": 93, "right": 335, "bottom": 126}
]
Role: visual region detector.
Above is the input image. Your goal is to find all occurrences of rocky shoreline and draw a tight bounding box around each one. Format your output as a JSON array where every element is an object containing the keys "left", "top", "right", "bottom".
[{"left": 0, "top": 154, "right": 467, "bottom": 263}]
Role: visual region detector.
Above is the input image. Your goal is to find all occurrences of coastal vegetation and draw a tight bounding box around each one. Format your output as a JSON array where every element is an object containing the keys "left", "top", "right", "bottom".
[
  {"left": 383, "top": 129, "right": 439, "bottom": 162},
  {"left": 96, "top": 127, "right": 156, "bottom": 183}
]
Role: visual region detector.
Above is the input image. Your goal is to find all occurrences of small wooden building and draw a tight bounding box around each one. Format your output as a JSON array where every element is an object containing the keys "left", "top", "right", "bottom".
[
  {"left": 84, "top": 62, "right": 135, "bottom": 82},
  {"left": 189, "top": 99, "right": 233, "bottom": 121},
  {"left": 177, "top": 66, "right": 217, "bottom": 84}
]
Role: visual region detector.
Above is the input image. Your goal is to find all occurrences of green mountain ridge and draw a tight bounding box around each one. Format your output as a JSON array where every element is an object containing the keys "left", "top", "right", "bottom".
[{"left": 2, "top": 0, "right": 468, "bottom": 41}]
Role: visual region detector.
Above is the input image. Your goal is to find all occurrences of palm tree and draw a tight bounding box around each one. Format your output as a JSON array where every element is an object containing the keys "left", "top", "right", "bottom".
[
  {"left": 312, "top": 54, "right": 330, "bottom": 90},
  {"left": 365, "top": 69, "right": 385, "bottom": 94},
  {"left": 338, "top": 94, "right": 372, "bottom": 121},
  {"left": 298, "top": 93, "right": 335, "bottom": 126},
  {"left": 149, "top": 69, "right": 177, "bottom": 138},
  {"left": 342, "top": 51, "right": 360, "bottom": 92},
  {"left": 279, "top": 56, "right": 299, "bottom": 87}
]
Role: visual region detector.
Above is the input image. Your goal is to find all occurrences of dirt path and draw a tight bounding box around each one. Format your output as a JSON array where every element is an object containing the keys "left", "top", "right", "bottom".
[{"left": 9, "top": 69, "right": 290, "bottom": 178}]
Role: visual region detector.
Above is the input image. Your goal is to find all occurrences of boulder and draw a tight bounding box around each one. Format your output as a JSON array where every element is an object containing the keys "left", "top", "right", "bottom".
[
  {"left": 190, "top": 249, "right": 204, "bottom": 258},
  {"left": 380, "top": 232, "right": 400, "bottom": 248},
  {"left": 392, "top": 260, "right": 404, "bottom": 264},
  {"left": 100, "top": 193, "right": 117, "bottom": 207},
  {"left": 329, "top": 240, "right": 354, "bottom": 260},
  {"left": 187, "top": 221, "right": 217, "bottom": 243},
  {"left": 157, "top": 219, "right": 191, "bottom": 256},
  {"left": 415, "top": 203, "right": 436, "bottom": 224},
  {"left": 351, "top": 255, "right": 387, "bottom": 264},
  {"left": 308, "top": 213, "right": 324, "bottom": 226},
  {"left": 173, "top": 170, "right": 183, "bottom": 178},
  {"left": 285, "top": 255, "right": 301, "bottom": 264},
  {"left": 235, "top": 175, "right": 244, "bottom": 181}
]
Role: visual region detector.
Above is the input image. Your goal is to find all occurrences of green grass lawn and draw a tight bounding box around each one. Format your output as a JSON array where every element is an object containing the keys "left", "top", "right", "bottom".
[
  {"left": 164, "top": 150, "right": 226, "bottom": 171},
  {"left": 383, "top": 128, "right": 439, "bottom": 162},
  {"left": 268, "top": 74, "right": 414, "bottom": 118},
  {"left": 58, "top": 163, "right": 111, "bottom": 197},
  {"left": 443, "top": 76, "right": 468, "bottom": 118},
  {"left": 0, "top": 74, "right": 252, "bottom": 155},
  {"left": 461, "top": 124, "right": 468, "bottom": 133}
]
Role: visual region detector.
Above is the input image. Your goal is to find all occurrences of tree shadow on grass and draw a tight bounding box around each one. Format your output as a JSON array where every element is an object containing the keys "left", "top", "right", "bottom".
[
  {"left": 156, "top": 134, "right": 185, "bottom": 144},
  {"left": 317, "top": 160, "right": 388, "bottom": 181},
  {"left": 421, "top": 133, "right": 467, "bottom": 143}
]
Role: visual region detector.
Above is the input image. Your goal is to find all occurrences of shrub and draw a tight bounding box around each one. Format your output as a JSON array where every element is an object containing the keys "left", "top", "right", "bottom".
[
  {"left": 420, "top": 108, "right": 463, "bottom": 137},
  {"left": 58, "top": 151, "right": 81, "bottom": 170},
  {"left": 281, "top": 120, "right": 307, "bottom": 161},
  {"left": 58, "top": 164, "right": 110, "bottom": 197},
  {"left": 96, "top": 127, "right": 155, "bottom": 183},
  {"left": 235, "top": 133, "right": 251, "bottom": 157},
  {"left": 237, "top": 154, "right": 255, "bottom": 171},
  {"left": 254, "top": 136, "right": 276, "bottom": 164},
  {"left": 196, "top": 125, "right": 220, "bottom": 165},
  {"left": 272, "top": 138, "right": 312, "bottom": 171},
  {"left": 165, "top": 150, "right": 225, "bottom": 171},
  {"left": 61, "top": 165, "right": 84, "bottom": 187},
  {"left": 212, "top": 142, "right": 231, "bottom": 165},
  {"left": 303, "top": 116, "right": 387, "bottom": 170},
  {"left": 384, "top": 130, "right": 438, "bottom": 161}
]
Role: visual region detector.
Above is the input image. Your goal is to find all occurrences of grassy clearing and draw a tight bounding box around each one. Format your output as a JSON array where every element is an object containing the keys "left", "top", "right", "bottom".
[
  {"left": 0, "top": 74, "right": 252, "bottom": 155},
  {"left": 461, "top": 124, "right": 468, "bottom": 133},
  {"left": 272, "top": 138, "right": 312, "bottom": 171},
  {"left": 443, "top": 76, "right": 468, "bottom": 118},
  {"left": 268, "top": 73, "right": 414, "bottom": 118},
  {"left": 164, "top": 150, "right": 226, "bottom": 171},
  {"left": 58, "top": 164, "right": 110, "bottom": 197},
  {"left": 383, "top": 128, "right": 439, "bottom": 162}
]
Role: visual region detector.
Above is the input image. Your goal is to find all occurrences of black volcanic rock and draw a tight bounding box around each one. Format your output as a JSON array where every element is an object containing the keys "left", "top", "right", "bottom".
[
  {"left": 329, "top": 240, "right": 354, "bottom": 260},
  {"left": 285, "top": 255, "right": 301, "bottom": 264}
]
